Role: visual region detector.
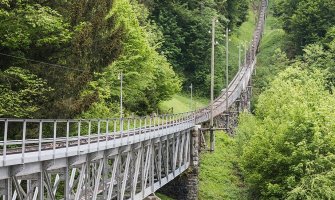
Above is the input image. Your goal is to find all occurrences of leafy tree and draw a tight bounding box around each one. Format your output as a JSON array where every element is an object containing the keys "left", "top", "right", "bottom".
[
  {"left": 0, "top": 67, "right": 52, "bottom": 118},
  {"left": 273, "top": 0, "right": 335, "bottom": 56},
  {"left": 0, "top": 3, "right": 72, "bottom": 50},
  {"left": 80, "top": 0, "right": 180, "bottom": 116},
  {"left": 0, "top": 0, "right": 180, "bottom": 118},
  {"left": 296, "top": 42, "right": 335, "bottom": 91},
  {"left": 227, "top": 0, "right": 249, "bottom": 27},
  {"left": 0, "top": 0, "right": 250, "bottom": 119},
  {"left": 238, "top": 66, "right": 335, "bottom": 199}
]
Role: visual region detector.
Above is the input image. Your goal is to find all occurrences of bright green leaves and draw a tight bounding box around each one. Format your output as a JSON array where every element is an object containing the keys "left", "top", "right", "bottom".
[
  {"left": 1, "top": 0, "right": 181, "bottom": 118},
  {"left": 0, "top": 3, "right": 72, "bottom": 50},
  {"left": 301, "top": 44, "right": 335, "bottom": 91},
  {"left": 0, "top": 0, "right": 10, "bottom": 7},
  {"left": 0, "top": 67, "right": 52, "bottom": 118},
  {"left": 256, "top": 68, "right": 324, "bottom": 120},
  {"left": 81, "top": 0, "right": 180, "bottom": 116},
  {"left": 289, "top": 172, "right": 335, "bottom": 199},
  {"left": 237, "top": 66, "right": 335, "bottom": 199},
  {"left": 110, "top": 0, "right": 180, "bottom": 111}
]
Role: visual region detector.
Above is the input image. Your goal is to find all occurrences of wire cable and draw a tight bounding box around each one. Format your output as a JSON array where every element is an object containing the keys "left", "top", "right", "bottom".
[{"left": 0, "top": 52, "right": 86, "bottom": 72}]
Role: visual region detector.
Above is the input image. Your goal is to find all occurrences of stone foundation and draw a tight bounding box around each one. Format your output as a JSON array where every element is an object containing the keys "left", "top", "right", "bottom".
[{"left": 158, "top": 125, "right": 200, "bottom": 200}]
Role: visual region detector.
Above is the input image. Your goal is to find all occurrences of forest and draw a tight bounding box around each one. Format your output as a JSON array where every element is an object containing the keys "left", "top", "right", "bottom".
[{"left": 0, "top": 0, "right": 248, "bottom": 119}]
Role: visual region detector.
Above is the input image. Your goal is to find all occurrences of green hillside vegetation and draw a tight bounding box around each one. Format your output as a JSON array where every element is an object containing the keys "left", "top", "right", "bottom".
[
  {"left": 147, "top": 0, "right": 251, "bottom": 96},
  {"left": 237, "top": 67, "right": 335, "bottom": 199},
  {"left": 236, "top": 0, "right": 335, "bottom": 199},
  {"left": 272, "top": 0, "right": 335, "bottom": 56},
  {"left": 251, "top": 0, "right": 287, "bottom": 108}
]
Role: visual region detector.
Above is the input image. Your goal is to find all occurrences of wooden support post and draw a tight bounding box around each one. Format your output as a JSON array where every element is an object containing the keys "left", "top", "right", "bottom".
[{"left": 209, "top": 127, "right": 215, "bottom": 152}]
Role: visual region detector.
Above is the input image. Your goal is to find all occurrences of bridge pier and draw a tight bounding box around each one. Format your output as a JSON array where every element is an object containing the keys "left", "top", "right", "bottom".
[{"left": 158, "top": 125, "right": 200, "bottom": 200}]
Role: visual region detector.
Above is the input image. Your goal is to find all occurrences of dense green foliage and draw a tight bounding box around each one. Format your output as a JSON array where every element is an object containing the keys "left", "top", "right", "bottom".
[
  {"left": 239, "top": 11, "right": 335, "bottom": 200},
  {"left": 253, "top": 0, "right": 335, "bottom": 105},
  {"left": 236, "top": 0, "right": 335, "bottom": 199},
  {"left": 147, "top": 0, "right": 250, "bottom": 96},
  {"left": 273, "top": 0, "right": 335, "bottom": 56},
  {"left": 238, "top": 66, "right": 335, "bottom": 199},
  {"left": 0, "top": 0, "right": 179, "bottom": 118},
  {"left": 0, "top": 0, "right": 252, "bottom": 118},
  {"left": 81, "top": 0, "right": 180, "bottom": 117},
  {"left": 0, "top": 67, "right": 52, "bottom": 117}
]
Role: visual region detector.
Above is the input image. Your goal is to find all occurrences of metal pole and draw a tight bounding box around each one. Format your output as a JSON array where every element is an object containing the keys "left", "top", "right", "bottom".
[
  {"left": 250, "top": 40, "right": 253, "bottom": 62},
  {"left": 238, "top": 44, "right": 241, "bottom": 70},
  {"left": 119, "top": 72, "right": 123, "bottom": 133},
  {"left": 190, "top": 83, "right": 193, "bottom": 111},
  {"left": 210, "top": 17, "right": 215, "bottom": 152},
  {"left": 3, "top": 119, "right": 8, "bottom": 166},
  {"left": 225, "top": 27, "right": 230, "bottom": 134},
  {"left": 244, "top": 42, "right": 247, "bottom": 65},
  {"left": 210, "top": 18, "right": 215, "bottom": 127},
  {"left": 226, "top": 27, "right": 229, "bottom": 113},
  {"left": 119, "top": 71, "right": 123, "bottom": 119}
]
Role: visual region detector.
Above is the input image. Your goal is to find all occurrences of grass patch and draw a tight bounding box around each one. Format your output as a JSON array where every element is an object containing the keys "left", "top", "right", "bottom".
[
  {"left": 159, "top": 94, "right": 209, "bottom": 114},
  {"left": 199, "top": 132, "right": 247, "bottom": 200},
  {"left": 235, "top": 10, "right": 257, "bottom": 43},
  {"left": 156, "top": 193, "right": 174, "bottom": 200}
]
